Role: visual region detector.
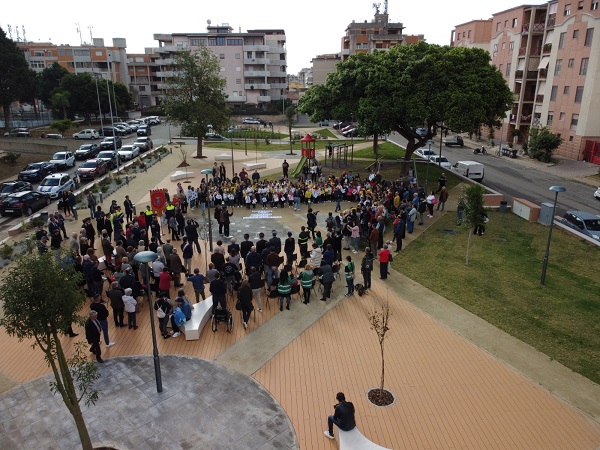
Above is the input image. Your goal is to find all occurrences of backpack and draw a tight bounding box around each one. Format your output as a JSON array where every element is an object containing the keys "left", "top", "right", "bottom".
[
  {"left": 362, "top": 257, "right": 372, "bottom": 271},
  {"left": 356, "top": 283, "right": 365, "bottom": 297}
]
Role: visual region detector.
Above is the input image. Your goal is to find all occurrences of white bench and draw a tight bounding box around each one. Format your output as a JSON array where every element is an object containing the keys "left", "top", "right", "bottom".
[
  {"left": 181, "top": 296, "right": 213, "bottom": 340},
  {"left": 242, "top": 162, "right": 267, "bottom": 170},
  {"left": 170, "top": 170, "right": 195, "bottom": 181},
  {"left": 338, "top": 427, "right": 390, "bottom": 450},
  {"left": 215, "top": 153, "right": 233, "bottom": 161}
]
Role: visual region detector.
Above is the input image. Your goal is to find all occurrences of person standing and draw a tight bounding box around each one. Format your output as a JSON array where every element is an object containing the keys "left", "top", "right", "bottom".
[
  {"left": 407, "top": 203, "right": 417, "bottom": 233},
  {"left": 284, "top": 232, "right": 296, "bottom": 266},
  {"left": 437, "top": 186, "right": 449, "bottom": 211},
  {"left": 307, "top": 208, "right": 318, "bottom": 239},
  {"left": 181, "top": 236, "right": 193, "bottom": 275},
  {"left": 426, "top": 191, "right": 436, "bottom": 218},
  {"left": 87, "top": 191, "right": 97, "bottom": 219},
  {"left": 282, "top": 159, "right": 290, "bottom": 178},
  {"left": 298, "top": 226, "right": 310, "bottom": 259},
  {"left": 393, "top": 216, "right": 405, "bottom": 252},
  {"left": 319, "top": 263, "right": 335, "bottom": 301},
  {"left": 122, "top": 288, "right": 138, "bottom": 330},
  {"left": 277, "top": 269, "right": 292, "bottom": 311},
  {"left": 185, "top": 218, "right": 201, "bottom": 253},
  {"left": 155, "top": 294, "right": 173, "bottom": 339},
  {"left": 107, "top": 281, "right": 126, "bottom": 328},
  {"left": 378, "top": 244, "right": 391, "bottom": 280},
  {"left": 124, "top": 195, "right": 134, "bottom": 222},
  {"left": 344, "top": 255, "right": 355, "bottom": 297},
  {"left": 220, "top": 206, "right": 233, "bottom": 239},
  {"left": 90, "top": 295, "right": 115, "bottom": 347},
  {"left": 168, "top": 248, "right": 184, "bottom": 287},
  {"left": 361, "top": 247, "right": 374, "bottom": 291},
  {"left": 85, "top": 310, "right": 103, "bottom": 363},
  {"left": 186, "top": 268, "right": 206, "bottom": 303},
  {"left": 324, "top": 392, "right": 356, "bottom": 440},
  {"left": 50, "top": 229, "right": 62, "bottom": 263},
  {"left": 238, "top": 280, "right": 254, "bottom": 329}
]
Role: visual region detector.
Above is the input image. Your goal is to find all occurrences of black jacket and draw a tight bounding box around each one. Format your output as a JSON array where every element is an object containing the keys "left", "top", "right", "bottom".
[
  {"left": 334, "top": 401, "right": 356, "bottom": 431},
  {"left": 90, "top": 302, "right": 109, "bottom": 321},
  {"left": 85, "top": 318, "right": 101, "bottom": 344}
]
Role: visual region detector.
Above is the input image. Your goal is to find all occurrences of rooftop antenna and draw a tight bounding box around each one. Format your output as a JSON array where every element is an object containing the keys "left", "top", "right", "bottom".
[
  {"left": 76, "top": 22, "right": 83, "bottom": 45},
  {"left": 22, "top": 26, "right": 27, "bottom": 43},
  {"left": 7, "top": 25, "right": 12, "bottom": 40},
  {"left": 15, "top": 26, "right": 21, "bottom": 42},
  {"left": 384, "top": 0, "right": 388, "bottom": 14},
  {"left": 207, "top": 19, "right": 211, "bottom": 30},
  {"left": 372, "top": 2, "right": 381, "bottom": 14},
  {"left": 88, "top": 25, "right": 94, "bottom": 45}
]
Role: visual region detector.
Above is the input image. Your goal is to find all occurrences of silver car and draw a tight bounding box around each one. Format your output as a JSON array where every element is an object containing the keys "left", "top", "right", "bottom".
[{"left": 561, "top": 210, "right": 600, "bottom": 241}]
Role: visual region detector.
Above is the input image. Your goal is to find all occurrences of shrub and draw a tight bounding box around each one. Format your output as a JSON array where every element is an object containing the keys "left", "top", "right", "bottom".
[
  {"left": 0, "top": 152, "right": 21, "bottom": 165},
  {"left": 0, "top": 244, "right": 14, "bottom": 260}
]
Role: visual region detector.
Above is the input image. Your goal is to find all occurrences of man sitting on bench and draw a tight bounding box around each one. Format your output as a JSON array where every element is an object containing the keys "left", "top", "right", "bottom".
[{"left": 324, "top": 392, "right": 356, "bottom": 440}]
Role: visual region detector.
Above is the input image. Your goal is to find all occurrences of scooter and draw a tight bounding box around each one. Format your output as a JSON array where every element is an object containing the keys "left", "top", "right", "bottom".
[{"left": 473, "top": 146, "right": 487, "bottom": 155}]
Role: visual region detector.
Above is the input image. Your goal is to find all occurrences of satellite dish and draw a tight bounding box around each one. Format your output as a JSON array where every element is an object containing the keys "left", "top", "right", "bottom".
[{"left": 207, "top": 19, "right": 212, "bottom": 25}]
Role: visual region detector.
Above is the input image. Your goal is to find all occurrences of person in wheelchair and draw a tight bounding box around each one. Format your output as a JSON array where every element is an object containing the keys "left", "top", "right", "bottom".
[{"left": 209, "top": 272, "right": 227, "bottom": 315}]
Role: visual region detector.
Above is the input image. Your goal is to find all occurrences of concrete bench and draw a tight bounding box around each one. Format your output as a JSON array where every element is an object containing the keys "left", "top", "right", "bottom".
[
  {"left": 242, "top": 162, "right": 267, "bottom": 170},
  {"left": 215, "top": 153, "right": 233, "bottom": 161},
  {"left": 181, "top": 296, "right": 213, "bottom": 340},
  {"left": 170, "top": 170, "right": 195, "bottom": 181},
  {"left": 338, "top": 427, "right": 390, "bottom": 450}
]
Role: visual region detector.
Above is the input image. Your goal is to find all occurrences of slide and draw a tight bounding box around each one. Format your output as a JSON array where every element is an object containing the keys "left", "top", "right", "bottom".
[{"left": 290, "top": 156, "right": 307, "bottom": 178}]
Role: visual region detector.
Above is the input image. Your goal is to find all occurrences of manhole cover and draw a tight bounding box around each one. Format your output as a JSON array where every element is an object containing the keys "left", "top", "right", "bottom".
[{"left": 441, "top": 229, "right": 460, "bottom": 235}]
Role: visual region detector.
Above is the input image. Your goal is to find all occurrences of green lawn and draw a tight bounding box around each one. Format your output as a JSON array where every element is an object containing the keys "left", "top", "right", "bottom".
[
  {"left": 397, "top": 211, "right": 600, "bottom": 384},
  {"left": 205, "top": 141, "right": 305, "bottom": 152},
  {"left": 353, "top": 142, "right": 408, "bottom": 160}
]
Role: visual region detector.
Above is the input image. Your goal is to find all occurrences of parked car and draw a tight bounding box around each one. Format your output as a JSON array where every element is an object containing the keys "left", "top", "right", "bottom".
[
  {"left": 45, "top": 134, "right": 64, "bottom": 139},
  {"left": 0, "top": 181, "right": 33, "bottom": 199},
  {"left": 443, "top": 135, "right": 464, "bottom": 147},
  {"left": 429, "top": 156, "right": 452, "bottom": 169},
  {"left": 18, "top": 162, "right": 56, "bottom": 182},
  {"left": 341, "top": 124, "right": 355, "bottom": 133},
  {"left": 148, "top": 116, "right": 161, "bottom": 125},
  {"left": 117, "top": 145, "right": 140, "bottom": 161},
  {"left": 100, "top": 136, "right": 122, "bottom": 150},
  {"left": 73, "top": 129, "right": 100, "bottom": 140},
  {"left": 96, "top": 151, "right": 119, "bottom": 170},
  {"left": 333, "top": 121, "right": 352, "bottom": 130},
  {"left": 99, "top": 126, "right": 124, "bottom": 137},
  {"left": 342, "top": 127, "right": 358, "bottom": 137},
  {"left": 134, "top": 137, "right": 153, "bottom": 151},
  {"left": 4, "top": 128, "right": 31, "bottom": 138},
  {"left": 318, "top": 120, "right": 330, "bottom": 126},
  {"left": 414, "top": 148, "right": 438, "bottom": 159},
  {"left": 114, "top": 125, "right": 131, "bottom": 135},
  {"left": 561, "top": 211, "right": 600, "bottom": 241},
  {"left": 137, "top": 125, "right": 152, "bottom": 136},
  {"left": 594, "top": 187, "right": 600, "bottom": 200},
  {"left": 243, "top": 117, "right": 262, "bottom": 125},
  {"left": 49, "top": 151, "right": 76, "bottom": 169},
  {"left": 126, "top": 121, "right": 140, "bottom": 131},
  {"left": 0, "top": 191, "right": 51, "bottom": 217},
  {"left": 37, "top": 173, "right": 74, "bottom": 199},
  {"left": 415, "top": 128, "right": 428, "bottom": 138},
  {"left": 75, "top": 143, "right": 100, "bottom": 160},
  {"left": 77, "top": 159, "right": 108, "bottom": 180},
  {"left": 204, "top": 133, "right": 226, "bottom": 140}
]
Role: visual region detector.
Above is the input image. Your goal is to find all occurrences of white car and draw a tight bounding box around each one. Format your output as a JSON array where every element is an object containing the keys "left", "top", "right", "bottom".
[
  {"left": 72, "top": 129, "right": 100, "bottom": 140},
  {"left": 429, "top": 156, "right": 452, "bottom": 169},
  {"left": 37, "top": 173, "right": 74, "bottom": 199},
  {"left": 49, "top": 151, "right": 75, "bottom": 169},
  {"left": 414, "top": 148, "right": 438, "bottom": 159},
  {"left": 595, "top": 187, "right": 600, "bottom": 200},
  {"left": 117, "top": 145, "right": 140, "bottom": 161}
]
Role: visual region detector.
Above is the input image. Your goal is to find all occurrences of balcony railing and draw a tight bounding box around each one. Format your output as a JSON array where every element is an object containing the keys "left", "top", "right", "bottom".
[
  {"left": 243, "top": 45, "right": 270, "bottom": 52},
  {"left": 244, "top": 83, "right": 270, "bottom": 90},
  {"left": 542, "top": 43, "right": 552, "bottom": 53},
  {"left": 547, "top": 14, "right": 556, "bottom": 29},
  {"left": 244, "top": 58, "right": 269, "bottom": 65},
  {"left": 522, "top": 23, "right": 546, "bottom": 33},
  {"left": 515, "top": 70, "right": 523, "bottom": 78},
  {"left": 257, "top": 95, "right": 271, "bottom": 102},
  {"left": 539, "top": 68, "right": 547, "bottom": 78},
  {"left": 244, "top": 70, "right": 269, "bottom": 77},
  {"left": 227, "top": 95, "right": 247, "bottom": 102},
  {"left": 536, "top": 94, "right": 544, "bottom": 103},
  {"left": 519, "top": 47, "right": 541, "bottom": 56},
  {"left": 527, "top": 70, "right": 538, "bottom": 79}
]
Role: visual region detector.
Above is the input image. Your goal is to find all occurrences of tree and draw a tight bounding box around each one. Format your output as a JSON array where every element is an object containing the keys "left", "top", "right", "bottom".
[
  {"left": 58, "top": 74, "right": 98, "bottom": 123},
  {"left": 461, "top": 184, "right": 486, "bottom": 265},
  {"left": 299, "top": 42, "right": 513, "bottom": 169},
  {"left": 163, "top": 48, "right": 230, "bottom": 158},
  {"left": 50, "top": 119, "right": 73, "bottom": 135},
  {"left": 0, "top": 252, "right": 99, "bottom": 450},
  {"left": 528, "top": 127, "right": 563, "bottom": 163},
  {"left": 52, "top": 91, "right": 71, "bottom": 119},
  {"left": 285, "top": 105, "right": 297, "bottom": 155},
  {"left": 0, "top": 27, "right": 31, "bottom": 130},
  {"left": 38, "top": 62, "right": 69, "bottom": 106},
  {"left": 368, "top": 297, "right": 392, "bottom": 404}
]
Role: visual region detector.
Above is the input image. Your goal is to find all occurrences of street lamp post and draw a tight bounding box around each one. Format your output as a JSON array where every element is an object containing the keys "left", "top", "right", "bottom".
[
  {"left": 230, "top": 137, "right": 235, "bottom": 176},
  {"left": 439, "top": 125, "right": 443, "bottom": 167},
  {"left": 425, "top": 140, "right": 434, "bottom": 193},
  {"left": 540, "top": 185, "right": 566, "bottom": 285},
  {"left": 133, "top": 251, "right": 162, "bottom": 393},
  {"left": 201, "top": 169, "right": 213, "bottom": 252}
]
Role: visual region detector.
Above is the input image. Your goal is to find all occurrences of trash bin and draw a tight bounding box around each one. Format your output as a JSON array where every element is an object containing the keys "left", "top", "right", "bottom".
[
  {"left": 499, "top": 201, "right": 508, "bottom": 213},
  {"left": 40, "top": 211, "right": 49, "bottom": 223}
]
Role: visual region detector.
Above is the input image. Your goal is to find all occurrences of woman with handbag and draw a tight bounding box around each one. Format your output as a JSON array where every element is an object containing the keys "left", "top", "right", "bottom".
[
  {"left": 237, "top": 280, "right": 254, "bottom": 330},
  {"left": 154, "top": 294, "right": 173, "bottom": 339},
  {"left": 344, "top": 255, "right": 355, "bottom": 297}
]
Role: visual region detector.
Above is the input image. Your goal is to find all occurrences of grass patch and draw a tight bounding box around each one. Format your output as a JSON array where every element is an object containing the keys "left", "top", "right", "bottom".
[
  {"left": 205, "top": 142, "right": 305, "bottom": 152},
  {"left": 353, "top": 142, "right": 408, "bottom": 160},
  {"left": 398, "top": 211, "right": 600, "bottom": 384},
  {"left": 314, "top": 128, "right": 337, "bottom": 139}
]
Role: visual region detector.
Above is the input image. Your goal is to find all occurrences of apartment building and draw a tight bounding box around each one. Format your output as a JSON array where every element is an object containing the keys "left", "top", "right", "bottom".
[
  {"left": 454, "top": 1, "right": 600, "bottom": 161},
  {"left": 451, "top": 20, "right": 493, "bottom": 49},
  {"left": 149, "top": 24, "right": 287, "bottom": 110},
  {"left": 341, "top": 12, "right": 404, "bottom": 61},
  {"left": 17, "top": 38, "right": 128, "bottom": 83},
  {"left": 310, "top": 54, "right": 340, "bottom": 85}
]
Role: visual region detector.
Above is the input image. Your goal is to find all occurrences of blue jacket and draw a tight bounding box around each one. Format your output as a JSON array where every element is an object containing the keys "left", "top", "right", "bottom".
[
  {"left": 177, "top": 299, "right": 192, "bottom": 321},
  {"left": 187, "top": 274, "right": 205, "bottom": 291}
]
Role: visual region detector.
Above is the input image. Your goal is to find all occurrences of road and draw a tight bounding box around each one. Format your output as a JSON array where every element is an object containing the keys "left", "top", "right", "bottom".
[{"left": 387, "top": 132, "right": 600, "bottom": 216}]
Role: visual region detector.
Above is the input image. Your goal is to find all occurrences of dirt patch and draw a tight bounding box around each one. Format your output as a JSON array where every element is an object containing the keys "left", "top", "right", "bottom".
[
  {"left": 367, "top": 388, "right": 395, "bottom": 406},
  {"left": 0, "top": 153, "right": 47, "bottom": 183}
]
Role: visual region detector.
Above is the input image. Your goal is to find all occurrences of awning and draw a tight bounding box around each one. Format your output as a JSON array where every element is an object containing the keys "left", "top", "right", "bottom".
[
  {"left": 538, "top": 56, "right": 551, "bottom": 70},
  {"left": 537, "top": 81, "right": 546, "bottom": 94},
  {"left": 517, "top": 59, "right": 526, "bottom": 71},
  {"left": 545, "top": 30, "right": 554, "bottom": 44}
]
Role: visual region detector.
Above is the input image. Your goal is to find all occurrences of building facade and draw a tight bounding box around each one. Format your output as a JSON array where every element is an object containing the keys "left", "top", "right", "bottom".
[
  {"left": 311, "top": 54, "right": 341, "bottom": 86},
  {"left": 341, "top": 12, "right": 404, "bottom": 61}
]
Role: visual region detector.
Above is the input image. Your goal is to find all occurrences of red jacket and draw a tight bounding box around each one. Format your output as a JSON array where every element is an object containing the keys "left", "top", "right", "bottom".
[
  {"left": 379, "top": 249, "right": 391, "bottom": 263},
  {"left": 159, "top": 271, "right": 172, "bottom": 291}
]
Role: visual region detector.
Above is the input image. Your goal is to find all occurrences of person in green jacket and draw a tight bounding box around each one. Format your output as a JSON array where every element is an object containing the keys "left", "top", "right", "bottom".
[
  {"left": 278, "top": 269, "right": 292, "bottom": 311},
  {"left": 344, "top": 255, "right": 355, "bottom": 297},
  {"left": 300, "top": 265, "right": 314, "bottom": 304}
]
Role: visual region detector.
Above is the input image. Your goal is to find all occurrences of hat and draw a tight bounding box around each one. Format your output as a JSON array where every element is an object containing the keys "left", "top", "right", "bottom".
[{"left": 124, "top": 288, "right": 132, "bottom": 295}]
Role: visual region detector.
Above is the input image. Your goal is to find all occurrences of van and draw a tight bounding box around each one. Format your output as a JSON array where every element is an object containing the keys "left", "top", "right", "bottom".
[{"left": 453, "top": 160, "right": 484, "bottom": 182}]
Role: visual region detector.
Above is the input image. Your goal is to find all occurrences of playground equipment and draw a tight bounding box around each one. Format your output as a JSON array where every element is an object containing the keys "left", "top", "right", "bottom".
[{"left": 324, "top": 142, "right": 354, "bottom": 167}]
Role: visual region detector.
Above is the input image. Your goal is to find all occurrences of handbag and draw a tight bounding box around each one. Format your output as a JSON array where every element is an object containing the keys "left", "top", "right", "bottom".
[{"left": 156, "top": 305, "right": 166, "bottom": 318}]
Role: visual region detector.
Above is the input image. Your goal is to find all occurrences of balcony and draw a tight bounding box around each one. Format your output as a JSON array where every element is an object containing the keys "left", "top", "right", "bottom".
[
  {"left": 270, "top": 70, "right": 287, "bottom": 77},
  {"left": 522, "top": 23, "right": 546, "bottom": 34},
  {"left": 542, "top": 43, "right": 552, "bottom": 53},
  {"left": 526, "top": 70, "right": 538, "bottom": 79},
  {"left": 257, "top": 95, "right": 271, "bottom": 102},
  {"left": 157, "top": 44, "right": 188, "bottom": 53},
  {"left": 515, "top": 70, "right": 524, "bottom": 79},
  {"left": 547, "top": 14, "right": 556, "bottom": 29},
  {"left": 155, "top": 71, "right": 174, "bottom": 77},
  {"left": 341, "top": 48, "right": 350, "bottom": 56},
  {"left": 536, "top": 94, "right": 544, "bottom": 103},
  {"left": 244, "top": 70, "right": 269, "bottom": 77},
  {"left": 519, "top": 47, "right": 541, "bottom": 56},
  {"left": 244, "top": 58, "right": 269, "bottom": 65},
  {"left": 245, "top": 83, "right": 270, "bottom": 90},
  {"left": 270, "top": 82, "right": 287, "bottom": 89},
  {"left": 227, "top": 95, "right": 247, "bottom": 102},
  {"left": 539, "top": 68, "right": 547, "bottom": 79},
  {"left": 243, "top": 44, "right": 270, "bottom": 52},
  {"left": 269, "top": 46, "right": 286, "bottom": 54},
  {"left": 156, "top": 83, "right": 170, "bottom": 90}
]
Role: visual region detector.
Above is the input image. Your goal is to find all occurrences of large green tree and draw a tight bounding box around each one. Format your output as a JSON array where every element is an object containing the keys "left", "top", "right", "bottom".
[
  {"left": 163, "top": 47, "right": 230, "bottom": 158},
  {"left": 0, "top": 27, "right": 31, "bottom": 130},
  {"left": 38, "top": 62, "right": 69, "bottom": 106},
  {"left": 0, "top": 253, "right": 99, "bottom": 450},
  {"left": 299, "top": 42, "right": 513, "bottom": 164},
  {"left": 528, "top": 126, "right": 563, "bottom": 163},
  {"left": 461, "top": 184, "right": 487, "bottom": 265}
]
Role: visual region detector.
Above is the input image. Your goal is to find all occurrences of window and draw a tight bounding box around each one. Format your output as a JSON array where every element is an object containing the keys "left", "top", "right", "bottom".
[
  {"left": 571, "top": 114, "right": 579, "bottom": 130},
  {"left": 550, "top": 85, "right": 558, "bottom": 101},
  {"left": 139, "top": 86, "right": 146, "bottom": 91},
  {"left": 30, "top": 60, "right": 45, "bottom": 69},
  {"left": 593, "top": 1, "right": 599, "bottom": 11},
  {"left": 575, "top": 86, "right": 584, "bottom": 102},
  {"left": 499, "top": 64, "right": 503, "bottom": 73},
  {"left": 585, "top": 28, "right": 594, "bottom": 46},
  {"left": 502, "top": 42, "right": 506, "bottom": 50},
  {"left": 505, "top": 20, "right": 509, "bottom": 27},
  {"left": 208, "top": 37, "right": 225, "bottom": 46},
  {"left": 236, "top": 66, "right": 241, "bottom": 72},
  {"left": 569, "top": 136, "right": 574, "bottom": 141},
  {"left": 493, "top": 43, "right": 498, "bottom": 52},
  {"left": 560, "top": 112, "right": 566, "bottom": 121},
  {"left": 219, "top": 53, "right": 225, "bottom": 59},
  {"left": 220, "top": 67, "right": 225, "bottom": 72},
  {"left": 235, "top": 53, "right": 240, "bottom": 59},
  {"left": 509, "top": 41, "right": 514, "bottom": 51},
  {"left": 580, "top": 57, "right": 589, "bottom": 75},
  {"left": 568, "top": 58, "right": 574, "bottom": 68},
  {"left": 33, "top": 50, "right": 45, "bottom": 56},
  {"left": 547, "top": 112, "right": 554, "bottom": 126},
  {"left": 559, "top": 32, "right": 566, "bottom": 49},
  {"left": 573, "top": 29, "right": 580, "bottom": 39},
  {"left": 506, "top": 63, "right": 512, "bottom": 76},
  {"left": 554, "top": 59, "right": 562, "bottom": 76},
  {"left": 190, "top": 39, "right": 206, "bottom": 46},
  {"left": 579, "top": 1, "right": 585, "bottom": 9},
  {"left": 227, "top": 39, "right": 243, "bottom": 46},
  {"left": 565, "top": 4, "right": 571, "bottom": 15},
  {"left": 67, "top": 62, "right": 74, "bottom": 68},
  {"left": 513, "top": 18, "right": 518, "bottom": 27},
  {"left": 468, "top": 30, "right": 472, "bottom": 38},
  {"left": 73, "top": 49, "right": 90, "bottom": 56},
  {"left": 564, "top": 86, "right": 570, "bottom": 94},
  {"left": 236, "top": 79, "right": 241, "bottom": 84}
]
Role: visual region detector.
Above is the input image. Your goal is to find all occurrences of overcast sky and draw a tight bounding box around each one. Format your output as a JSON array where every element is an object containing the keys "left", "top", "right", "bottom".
[{"left": 2, "top": 0, "right": 536, "bottom": 74}]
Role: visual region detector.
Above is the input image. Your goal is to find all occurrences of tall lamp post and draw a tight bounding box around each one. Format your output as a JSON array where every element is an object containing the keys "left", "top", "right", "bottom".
[
  {"left": 540, "top": 185, "right": 566, "bottom": 285},
  {"left": 133, "top": 251, "right": 162, "bottom": 393},
  {"left": 201, "top": 169, "right": 213, "bottom": 252},
  {"left": 425, "top": 140, "right": 434, "bottom": 193}
]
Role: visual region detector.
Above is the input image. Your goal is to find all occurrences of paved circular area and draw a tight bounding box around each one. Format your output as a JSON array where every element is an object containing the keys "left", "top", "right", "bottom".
[{"left": 0, "top": 355, "right": 297, "bottom": 450}]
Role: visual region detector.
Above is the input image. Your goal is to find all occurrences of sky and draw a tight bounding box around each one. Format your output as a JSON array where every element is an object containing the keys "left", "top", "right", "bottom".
[{"left": 2, "top": 0, "right": 538, "bottom": 74}]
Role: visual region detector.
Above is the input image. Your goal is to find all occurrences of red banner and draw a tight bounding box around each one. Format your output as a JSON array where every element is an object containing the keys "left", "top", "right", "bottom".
[{"left": 150, "top": 189, "right": 166, "bottom": 216}]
